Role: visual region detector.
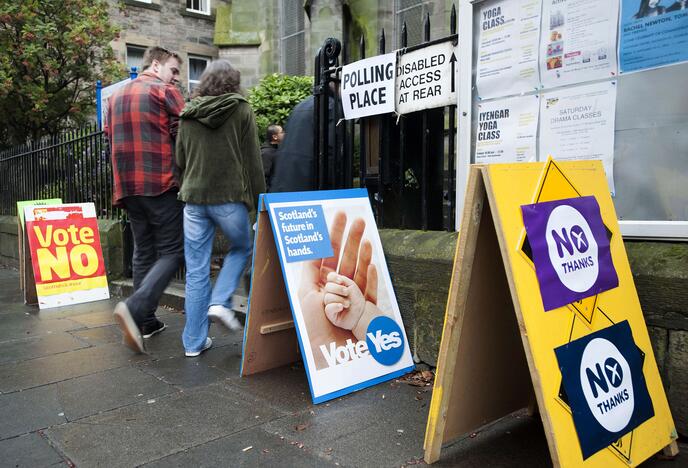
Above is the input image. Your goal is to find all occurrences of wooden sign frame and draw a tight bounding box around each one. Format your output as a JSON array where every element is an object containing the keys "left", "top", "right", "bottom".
[
  {"left": 424, "top": 162, "right": 678, "bottom": 466},
  {"left": 240, "top": 200, "right": 300, "bottom": 376}
]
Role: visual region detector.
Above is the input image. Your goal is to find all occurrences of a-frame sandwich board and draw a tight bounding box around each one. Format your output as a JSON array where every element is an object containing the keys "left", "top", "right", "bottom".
[
  {"left": 240, "top": 197, "right": 300, "bottom": 377},
  {"left": 424, "top": 161, "right": 677, "bottom": 466}
]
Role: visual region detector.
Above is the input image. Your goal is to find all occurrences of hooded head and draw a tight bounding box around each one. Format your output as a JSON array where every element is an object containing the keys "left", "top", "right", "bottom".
[{"left": 180, "top": 59, "right": 245, "bottom": 128}]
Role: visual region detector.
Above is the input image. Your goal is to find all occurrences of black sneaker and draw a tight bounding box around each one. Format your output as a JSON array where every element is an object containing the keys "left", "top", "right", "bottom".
[{"left": 141, "top": 320, "right": 167, "bottom": 339}]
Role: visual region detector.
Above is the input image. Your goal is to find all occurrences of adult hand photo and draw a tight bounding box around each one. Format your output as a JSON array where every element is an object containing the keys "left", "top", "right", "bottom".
[{"left": 297, "top": 211, "right": 378, "bottom": 369}]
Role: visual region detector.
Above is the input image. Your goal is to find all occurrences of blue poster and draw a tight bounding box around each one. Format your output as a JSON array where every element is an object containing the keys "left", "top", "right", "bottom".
[
  {"left": 620, "top": 0, "right": 688, "bottom": 73},
  {"left": 554, "top": 321, "right": 655, "bottom": 460}
]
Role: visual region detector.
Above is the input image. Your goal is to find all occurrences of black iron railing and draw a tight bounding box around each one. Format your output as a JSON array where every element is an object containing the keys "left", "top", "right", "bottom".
[
  {"left": 312, "top": 5, "right": 458, "bottom": 231},
  {"left": 0, "top": 123, "right": 120, "bottom": 220}
]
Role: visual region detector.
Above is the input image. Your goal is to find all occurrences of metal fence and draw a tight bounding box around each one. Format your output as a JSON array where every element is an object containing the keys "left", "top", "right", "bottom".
[
  {"left": 313, "top": 6, "right": 458, "bottom": 231},
  {"left": 0, "top": 123, "right": 120, "bottom": 219}
]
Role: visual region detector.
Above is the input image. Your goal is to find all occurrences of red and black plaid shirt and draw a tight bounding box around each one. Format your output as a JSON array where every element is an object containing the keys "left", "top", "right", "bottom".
[{"left": 106, "top": 72, "right": 185, "bottom": 206}]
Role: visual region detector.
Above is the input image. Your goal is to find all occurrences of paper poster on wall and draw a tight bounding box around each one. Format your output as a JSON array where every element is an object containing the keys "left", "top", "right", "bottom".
[
  {"left": 475, "top": 95, "right": 539, "bottom": 164},
  {"left": 619, "top": 0, "right": 688, "bottom": 73},
  {"left": 341, "top": 53, "right": 396, "bottom": 120},
  {"left": 24, "top": 203, "right": 109, "bottom": 309},
  {"left": 539, "top": 81, "right": 617, "bottom": 193},
  {"left": 540, "top": 0, "right": 619, "bottom": 88},
  {"left": 264, "top": 189, "right": 414, "bottom": 403},
  {"left": 476, "top": 0, "right": 541, "bottom": 99}
]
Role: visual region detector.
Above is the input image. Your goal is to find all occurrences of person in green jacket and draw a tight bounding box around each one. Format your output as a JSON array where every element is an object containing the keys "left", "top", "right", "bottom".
[{"left": 176, "top": 59, "right": 266, "bottom": 357}]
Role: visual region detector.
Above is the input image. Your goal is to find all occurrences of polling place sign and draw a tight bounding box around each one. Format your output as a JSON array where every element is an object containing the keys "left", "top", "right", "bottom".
[
  {"left": 24, "top": 203, "right": 109, "bottom": 309},
  {"left": 245, "top": 189, "right": 414, "bottom": 403},
  {"left": 396, "top": 41, "right": 458, "bottom": 114},
  {"left": 341, "top": 53, "right": 396, "bottom": 119}
]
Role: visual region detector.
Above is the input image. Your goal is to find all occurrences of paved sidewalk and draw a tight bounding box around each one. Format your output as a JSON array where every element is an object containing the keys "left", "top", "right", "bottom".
[{"left": 0, "top": 268, "right": 683, "bottom": 467}]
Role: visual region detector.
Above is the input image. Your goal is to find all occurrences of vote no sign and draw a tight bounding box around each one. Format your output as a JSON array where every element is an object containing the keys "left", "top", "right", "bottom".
[{"left": 25, "top": 203, "right": 109, "bottom": 309}]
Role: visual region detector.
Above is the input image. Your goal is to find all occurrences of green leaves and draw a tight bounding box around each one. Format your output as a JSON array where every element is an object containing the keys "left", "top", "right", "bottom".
[
  {"left": 0, "top": 0, "right": 126, "bottom": 147},
  {"left": 247, "top": 73, "right": 313, "bottom": 141}
]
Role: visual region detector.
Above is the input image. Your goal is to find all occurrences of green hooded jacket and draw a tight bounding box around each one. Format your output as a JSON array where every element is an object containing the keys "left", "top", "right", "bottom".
[{"left": 176, "top": 93, "right": 265, "bottom": 213}]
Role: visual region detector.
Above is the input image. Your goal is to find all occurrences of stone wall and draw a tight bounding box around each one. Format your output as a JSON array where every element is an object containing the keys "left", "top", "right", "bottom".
[{"left": 107, "top": 0, "right": 228, "bottom": 94}]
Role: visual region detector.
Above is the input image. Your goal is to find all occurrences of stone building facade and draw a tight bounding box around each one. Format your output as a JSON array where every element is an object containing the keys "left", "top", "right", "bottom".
[
  {"left": 106, "top": 0, "right": 229, "bottom": 96},
  {"left": 215, "top": 0, "right": 454, "bottom": 88},
  {"left": 105, "top": 1, "right": 455, "bottom": 90}
]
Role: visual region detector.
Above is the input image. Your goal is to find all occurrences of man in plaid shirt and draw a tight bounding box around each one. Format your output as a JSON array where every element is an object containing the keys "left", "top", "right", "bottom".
[{"left": 107, "top": 46, "right": 185, "bottom": 353}]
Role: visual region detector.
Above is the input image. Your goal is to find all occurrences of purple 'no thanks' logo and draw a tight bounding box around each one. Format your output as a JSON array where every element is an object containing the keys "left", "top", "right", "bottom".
[{"left": 521, "top": 196, "right": 618, "bottom": 311}]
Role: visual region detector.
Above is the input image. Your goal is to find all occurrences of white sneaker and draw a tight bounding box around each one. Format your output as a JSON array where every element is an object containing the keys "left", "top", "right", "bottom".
[
  {"left": 185, "top": 337, "right": 212, "bottom": 357},
  {"left": 208, "top": 305, "right": 243, "bottom": 332}
]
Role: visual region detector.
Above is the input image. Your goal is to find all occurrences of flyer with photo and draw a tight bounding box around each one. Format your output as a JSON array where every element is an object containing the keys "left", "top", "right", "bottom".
[
  {"left": 264, "top": 189, "right": 415, "bottom": 403},
  {"left": 619, "top": 0, "right": 688, "bottom": 73},
  {"left": 539, "top": 0, "right": 619, "bottom": 88}
]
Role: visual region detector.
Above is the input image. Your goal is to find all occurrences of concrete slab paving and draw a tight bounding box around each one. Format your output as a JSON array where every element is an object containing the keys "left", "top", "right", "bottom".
[
  {"left": 0, "top": 384, "right": 66, "bottom": 439},
  {"left": 0, "top": 267, "right": 685, "bottom": 467},
  {"left": 140, "top": 426, "right": 335, "bottom": 468},
  {"left": 262, "top": 378, "right": 429, "bottom": 467},
  {"left": 0, "top": 332, "right": 89, "bottom": 365},
  {"left": 0, "top": 343, "right": 151, "bottom": 393},
  {"left": 56, "top": 367, "right": 177, "bottom": 421},
  {"left": 45, "top": 383, "right": 281, "bottom": 468},
  {"left": 0, "top": 312, "right": 84, "bottom": 340},
  {"left": 228, "top": 363, "right": 313, "bottom": 413},
  {"left": 68, "top": 324, "right": 122, "bottom": 346},
  {"left": 136, "top": 353, "right": 231, "bottom": 389},
  {"left": 0, "top": 432, "right": 66, "bottom": 467}
]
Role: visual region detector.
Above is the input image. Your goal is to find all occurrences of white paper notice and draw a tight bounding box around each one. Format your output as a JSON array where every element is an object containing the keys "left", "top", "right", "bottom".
[
  {"left": 476, "top": 0, "right": 541, "bottom": 99},
  {"left": 540, "top": 0, "right": 619, "bottom": 88},
  {"left": 539, "top": 81, "right": 617, "bottom": 193},
  {"left": 341, "top": 53, "right": 396, "bottom": 120},
  {"left": 475, "top": 95, "right": 539, "bottom": 164}
]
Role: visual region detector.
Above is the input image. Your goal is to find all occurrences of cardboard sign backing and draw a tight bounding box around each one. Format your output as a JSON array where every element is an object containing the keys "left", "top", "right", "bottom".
[
  {"left": 424, "top": 160, "right": 677, "bottom": 466},
  {"left": 16, "top": 199, "right": 62, "bottom": 305}
]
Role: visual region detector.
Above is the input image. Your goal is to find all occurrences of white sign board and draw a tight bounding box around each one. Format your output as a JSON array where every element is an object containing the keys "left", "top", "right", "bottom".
[
  {"left": 475, "top": 94, "right": 539, "bottom": 164},
  {"left": 476, "top": 0, "right": 541, "bottom": 100},
  {"left": 100, "top": 78, "right": 131, "bottom": 127},
  {"left": 341, "top": 53, "right": 396, "bottom": 120},
  {"left": 396, "top": 41, "right": 458, "bottom": 114},
  {"left": 263, "top": 189, "right": 415, "bottom": 403},
  {"left": 539, "top": 81, "right": 618, "bottom": 194}
]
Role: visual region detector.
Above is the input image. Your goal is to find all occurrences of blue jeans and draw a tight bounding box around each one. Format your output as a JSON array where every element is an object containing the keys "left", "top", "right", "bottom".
[{"left": 182, "top": 202, "right": 251, "bottom": 353}]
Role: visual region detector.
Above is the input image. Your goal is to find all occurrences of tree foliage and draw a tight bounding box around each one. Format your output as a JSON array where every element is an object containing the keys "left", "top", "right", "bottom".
[
  {"left": 247, "top": 73, "right": 313, "bottom": 142},
  {"left": 0, "top": 0, "right": 124, "bottom": 147}
]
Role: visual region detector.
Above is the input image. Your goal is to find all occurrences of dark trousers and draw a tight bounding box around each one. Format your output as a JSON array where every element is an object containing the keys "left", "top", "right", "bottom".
[{"left": 122, "top": 190, "right": 184, "bottom": 329}]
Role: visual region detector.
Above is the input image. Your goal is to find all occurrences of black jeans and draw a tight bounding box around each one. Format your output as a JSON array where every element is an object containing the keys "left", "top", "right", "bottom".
[{"left": 122, "top": 190, "right": 184, "bottom": 329}]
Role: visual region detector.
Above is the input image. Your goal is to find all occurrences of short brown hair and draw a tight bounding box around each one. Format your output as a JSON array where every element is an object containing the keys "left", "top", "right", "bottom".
[
  {"left": 191, "top": 59, "right": 242, "bottom": 98},
  {"left": 142, "top": 46, "right": 181, "bottom": 71}
]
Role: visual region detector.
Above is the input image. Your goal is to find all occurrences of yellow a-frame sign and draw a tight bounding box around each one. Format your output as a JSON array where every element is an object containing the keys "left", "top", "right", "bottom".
[{"left": 424, "top": 160, "right": 677, "bottom": 466}]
